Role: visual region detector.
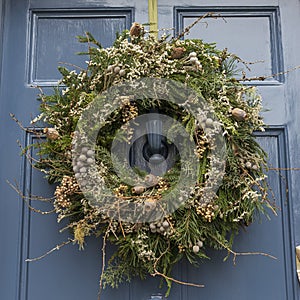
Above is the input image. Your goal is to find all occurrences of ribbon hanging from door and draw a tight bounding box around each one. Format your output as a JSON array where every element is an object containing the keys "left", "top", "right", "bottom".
[{"left": 148, "top": 0, "right": 158, "bottom": 38}]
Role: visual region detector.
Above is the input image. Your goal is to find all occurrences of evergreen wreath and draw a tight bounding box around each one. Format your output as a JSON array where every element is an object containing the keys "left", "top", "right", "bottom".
[{"left": 18, "top": 19, "right": 276, "bottom": 297}]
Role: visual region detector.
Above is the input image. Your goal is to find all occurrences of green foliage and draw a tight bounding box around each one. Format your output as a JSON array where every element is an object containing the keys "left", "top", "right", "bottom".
[{"left": 24, "top": 23, "right": 274, "bottom": 295}]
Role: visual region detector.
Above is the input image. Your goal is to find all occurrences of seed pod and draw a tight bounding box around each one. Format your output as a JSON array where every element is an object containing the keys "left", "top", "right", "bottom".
[
  {"left": 43, "top": 127, "right": 59, "bottom": 140},
  {"left": 232, "top": 108, "right": 247, "bottom": 121},
  {"left": 171, "top": 47, "right": 185, "bottom": 59},
  {"left": 131, "top": 185, "right": 145, "bottom": 194},
  {"left": 130, "top": 22, "right": 142, "bottom": 37},
  {"left": 144, "top": 198, "right": 156, "bottom": 212},
  {"left": 144, "top": 174, "right": 158, "bottom": 187}
]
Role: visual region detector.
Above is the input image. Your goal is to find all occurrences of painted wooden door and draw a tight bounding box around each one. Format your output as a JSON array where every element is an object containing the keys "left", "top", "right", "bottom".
[{"left": 0, "top": 0, "right": 299, "bottom": 299}]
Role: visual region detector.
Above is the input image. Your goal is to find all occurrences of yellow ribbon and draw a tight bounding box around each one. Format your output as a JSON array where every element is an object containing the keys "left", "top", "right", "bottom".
[{"left": 148, "top": 0, "right": 158, "bottom": 39}]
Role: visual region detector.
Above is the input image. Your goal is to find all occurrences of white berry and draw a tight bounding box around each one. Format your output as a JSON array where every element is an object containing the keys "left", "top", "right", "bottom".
[
  {"left": 107, "top": 65, "right": 113, "bottom": 72},
  {"left": 190, "top": 57, "right": 198, "bottom": 63},
  {"left": 245, "top": 161, "right": 252, "bottom": 169},
  {"left": 119, "top": 69, "right": 126, "bottom": 76},
  {"left": 192, "top": 245, "right": 200, "bottom": 253},
  {"left": 114, "top": 66, "right": 121, "bottom": 73},
  {"left": 197, "top": 240, "right": 203, "bottom": 248}
]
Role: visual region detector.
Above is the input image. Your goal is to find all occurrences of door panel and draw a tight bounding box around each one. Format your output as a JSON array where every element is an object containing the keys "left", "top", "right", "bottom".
[
  {"left": 27, "top": 8, "right": 133, "bottom": 86},
  {"left": 1, "top": 0, "right": 299, "bottom": 299}
]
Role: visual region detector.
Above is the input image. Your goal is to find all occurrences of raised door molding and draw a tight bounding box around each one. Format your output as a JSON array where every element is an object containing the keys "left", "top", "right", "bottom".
[{"left": 174, "top": 6, "right": 284, "bottom": 85}]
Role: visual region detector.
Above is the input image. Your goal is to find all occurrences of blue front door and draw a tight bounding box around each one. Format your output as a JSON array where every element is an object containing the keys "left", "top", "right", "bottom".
[{"left": 0, "top": 0, "right": 299, "bottom": 299}]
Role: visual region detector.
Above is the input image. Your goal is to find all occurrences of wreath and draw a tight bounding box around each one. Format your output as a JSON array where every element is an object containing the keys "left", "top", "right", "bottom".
[{"left": 19, "top": 20, "right": 276, "bottom": 297}]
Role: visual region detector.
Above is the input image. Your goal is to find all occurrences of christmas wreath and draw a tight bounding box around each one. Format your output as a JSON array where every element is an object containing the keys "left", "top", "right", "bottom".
[{"left": 20, "top": 20, "right": 276, "bottom": 296}]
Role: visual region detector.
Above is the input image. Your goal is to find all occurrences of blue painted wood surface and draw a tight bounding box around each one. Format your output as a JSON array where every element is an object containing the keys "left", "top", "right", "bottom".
[{"left": 0, "top": 0, "right": 299, "bottom": 299}]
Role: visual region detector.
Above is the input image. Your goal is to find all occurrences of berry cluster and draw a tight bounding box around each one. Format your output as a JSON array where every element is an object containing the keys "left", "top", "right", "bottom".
[{"left": 54, "top": 175, "right": 79, "bottom": 210}]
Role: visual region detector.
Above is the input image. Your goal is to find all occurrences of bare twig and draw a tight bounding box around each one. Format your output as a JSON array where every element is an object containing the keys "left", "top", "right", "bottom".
[
  {"left": 268, "top": 167, "right": 300, "bottom": 171},
  {"left": 7, "top": 179, "right": 55, "bottom": 202},
  {"left": 174, "top": 12, "right": 223, "bottom": 41},
  {"left": 238, "top": 65, "right": 300, "bottom": 82},
  {"left": 151, "top": 243, "right": 205, "bottom": 289},
  {"left": 151, "top": 269, "right": 205, "bottom": 288},
  {"left": 212, "top": 236, "right": 277, "bottom": 265},
  {"left": 7, "top": 180, "right": 55, "bottom": 215},
  {"left": 26, "top": 239, "right": 74, "bottom": 262},
  {"left": 10, "top": 113, "right": 41, "bottom": 134},
  {"left": 58, "top": 61, "right": 86, "bottom": 71},
  {"left": 97, "top": 222, "right": 112, "bottom": 300}
]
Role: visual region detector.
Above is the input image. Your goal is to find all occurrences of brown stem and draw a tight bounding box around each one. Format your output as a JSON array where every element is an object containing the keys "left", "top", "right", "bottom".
[
  {"left": 26, "top": 239, "right": 74, "bottom": 262},
  {"left": 98, "top": 221, "right": 113, "bottom": 300},
  {"left": 174, "top": 12, "right": 223, "bottom": 41},
  {"left": 151, "top": 242, "right": 205, "bottom": 289},
  {"left": 212, "top": 236, "right": 277, "bottom": 265}
]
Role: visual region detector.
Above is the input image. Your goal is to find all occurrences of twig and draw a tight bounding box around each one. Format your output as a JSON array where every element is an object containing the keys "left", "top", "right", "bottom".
[
  {"left": 151, "top": 242, "right": 205, "bottom": 289},
  {"left": 26, "top": 239, "right": 74, "bottom": 262},
  {"left": 58, "top": 61, "right": 86, "bottom": 71},
  {"left": 174, "top": 12, "right": 223, "bottom": 41},
  {"left": 7, "top": 179, "right": 55, "bottom": 202},
  {"left": 212, "top": 236, "right": 277, "bottom": 265},
  {"left": 7, "top": 180, "right": 55, "bottom": 214},
  {"left": 268, "top": 167, "right": 300, "bottom": 171},
  {"left": 151, "top": 270, "right": 205, "bottom": 288},
  {"left": 238, "top": 65, "right": 300, "bottom": 82},
  {"left": 10, "top": 113, "right": 40, "bottom": 134},
  {"left": 98, "top": 220, "right": 114, "bottom": 300}
]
